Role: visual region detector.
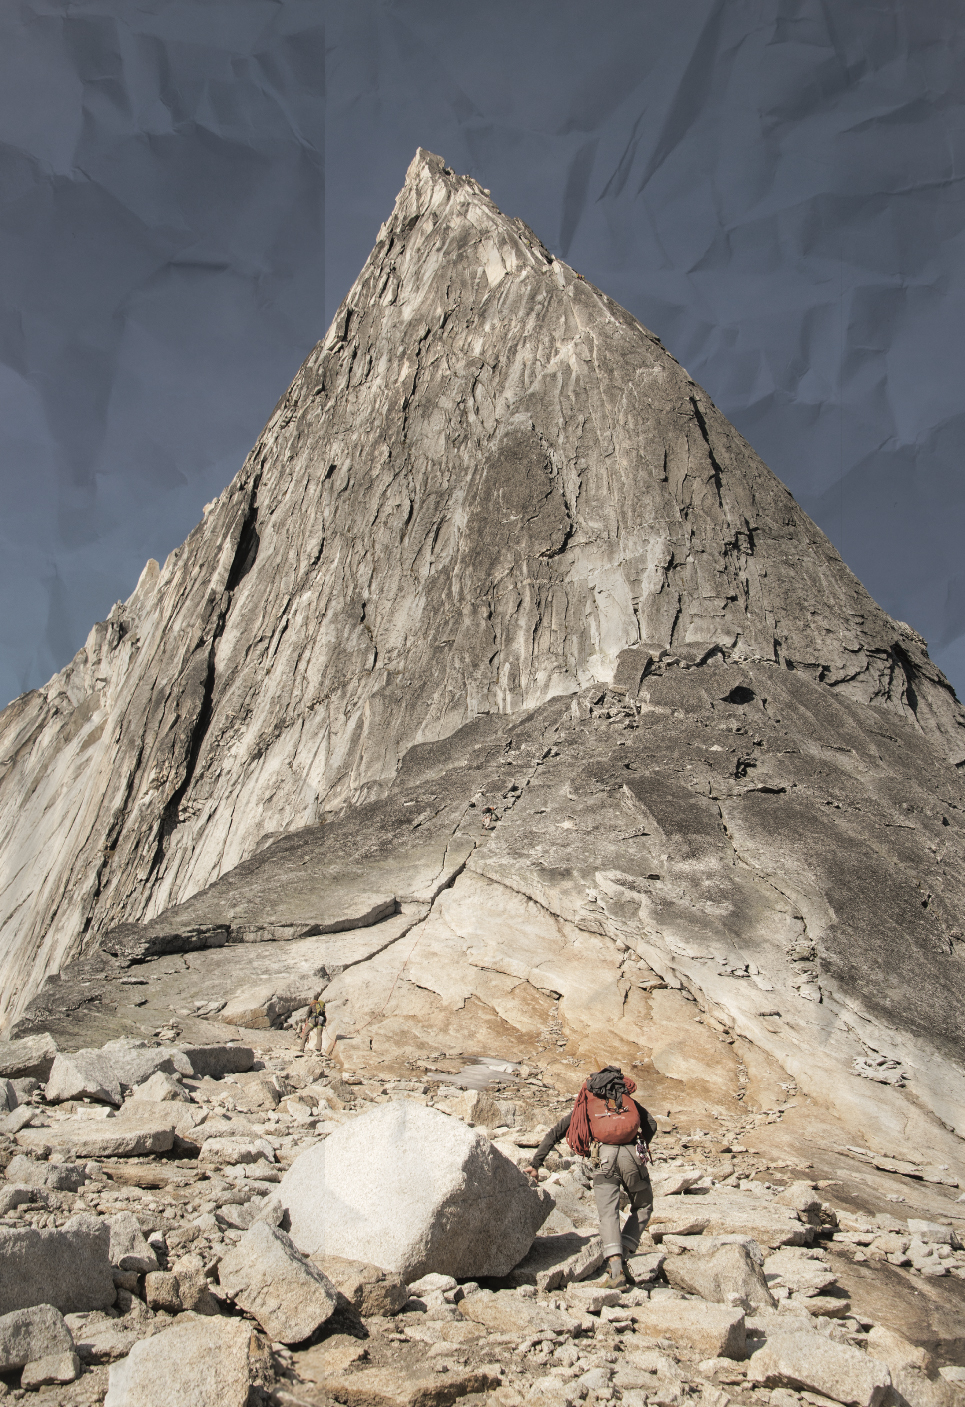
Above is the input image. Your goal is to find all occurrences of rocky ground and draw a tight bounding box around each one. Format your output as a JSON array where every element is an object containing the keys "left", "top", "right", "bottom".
[{"left": 1, "top": 1023, "right": 963, "bottom": 1407}]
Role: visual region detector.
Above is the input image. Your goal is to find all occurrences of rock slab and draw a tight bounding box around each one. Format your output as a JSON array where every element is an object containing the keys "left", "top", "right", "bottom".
[
  {"left": 279, "top": 1103, "right": 551, "bottom": 1281},
  {"left": 0, "top": 1215, "right": 115, "bottom": 1315},
  {"left": 217, "top": 1221, "right": 339, "bottom": 1344},
  {"left": 664, "top": 1243, "right": 776, "bottom": 1310},
  {"left": 312, "top": 1254, "right": 409, "bottom": 1317},
  {"left": 323, "top": 1364, "right": 501, "bottom": 1407},
  {"left": 104, "top": 1318, "right": 272, "bottom": 1407},
  {"left": 0, "top": 1035, "right": 57, "bottom": 1081},
  {"left": 0, "top": 1303, "right": 74, "bottom": 1371},
  {"left": 628, "top": 1301, "right": 746, "bottom": 1360},
  {"left": 747, "top": 1329, "right": 892, "bottom": 1407}
]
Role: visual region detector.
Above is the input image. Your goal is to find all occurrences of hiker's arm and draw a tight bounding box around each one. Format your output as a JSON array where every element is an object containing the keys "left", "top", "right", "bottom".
[
  {"left": 634, "top": 1101, "right": 658, "bottom": 1143},
  {"left": 525, "top": 1112, "right": 572, "bottom": 1176}
]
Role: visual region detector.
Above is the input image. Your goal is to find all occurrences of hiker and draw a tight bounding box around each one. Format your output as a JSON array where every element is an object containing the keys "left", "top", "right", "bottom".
[
  {"left": 299, "top": 996, "right": 327, "bottom": 1052},
  {"left": 524, "top": 1064, "right": 657, "bottom": 1288}
]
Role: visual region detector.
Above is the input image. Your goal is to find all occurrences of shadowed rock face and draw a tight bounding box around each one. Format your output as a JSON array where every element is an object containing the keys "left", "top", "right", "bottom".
[{"left": 1, "top": 140, "right": 964, "bottom": 1142}]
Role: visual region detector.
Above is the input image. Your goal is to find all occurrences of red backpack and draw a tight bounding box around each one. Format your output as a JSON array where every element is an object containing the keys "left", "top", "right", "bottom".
[{"left": 586, "top": 1090, "right": 641, "bottom": 1145}]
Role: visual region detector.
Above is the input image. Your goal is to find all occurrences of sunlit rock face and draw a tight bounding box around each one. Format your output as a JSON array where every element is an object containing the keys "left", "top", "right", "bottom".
[{"left": 1, "top": 142, "right": 963, "bottom": 1160}]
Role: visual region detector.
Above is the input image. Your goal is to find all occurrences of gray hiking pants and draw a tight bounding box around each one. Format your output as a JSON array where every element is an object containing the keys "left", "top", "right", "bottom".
[{"left": 593, "top": 1142, "right": 653, "bottom": 1260}]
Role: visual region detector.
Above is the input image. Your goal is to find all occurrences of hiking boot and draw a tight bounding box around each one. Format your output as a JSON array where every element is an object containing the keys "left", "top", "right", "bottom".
[{"left": 601, "top": 1255, "right": 627, "bottom": 1290}]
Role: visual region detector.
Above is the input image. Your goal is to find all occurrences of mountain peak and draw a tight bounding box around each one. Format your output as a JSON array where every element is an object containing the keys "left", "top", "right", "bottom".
[{"left": 0, "top": 151, "right": 962, "bottom": 1030}]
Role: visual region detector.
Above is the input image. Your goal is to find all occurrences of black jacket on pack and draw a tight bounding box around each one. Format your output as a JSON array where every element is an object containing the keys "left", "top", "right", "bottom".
[{"left": 529, "top": 1099, "right": 657, "bottom": 1170}]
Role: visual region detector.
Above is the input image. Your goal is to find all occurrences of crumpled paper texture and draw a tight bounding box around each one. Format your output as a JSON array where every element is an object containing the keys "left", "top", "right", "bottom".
[{"left": 2, "top": 0, "right": 963, "bottom": 705}]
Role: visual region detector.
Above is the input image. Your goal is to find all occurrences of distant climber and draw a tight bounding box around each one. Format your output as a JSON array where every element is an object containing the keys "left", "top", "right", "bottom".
[
  {"left": 525, "top": 1065, "right": 657, "bottom": 1287},
  {"left": 299, "top": 996, "right": 327, "bottom": 1052}
]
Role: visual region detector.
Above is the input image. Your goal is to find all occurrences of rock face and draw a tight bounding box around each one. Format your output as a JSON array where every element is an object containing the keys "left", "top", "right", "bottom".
[
  {"left": 0, "top": 1303, "right": 75, "bottom": 1372},
  {"left": 279, "top": 1102, "right": 553, "bottom": 1280},
  {"left": 0, "top": 145, "right": 964, "bottom": 1255},
  {"left": 216, "top": 1222, "right": 340, "bottom": 1344},
  {"left": 0, "top": 1214, "right": 115, "bottom": 1315},
  {"left": 3, "top": 145, "right": 965, "bottom": 1040},
  {"left": 104, "top": 1318, "right": 272, "bottom": 1407},
  {"left": 746, "top": 1329, "right": 892, "bottom": 1406},
  {"left": 663, "top": 1242, "right": 775, "bottom": 1309}
]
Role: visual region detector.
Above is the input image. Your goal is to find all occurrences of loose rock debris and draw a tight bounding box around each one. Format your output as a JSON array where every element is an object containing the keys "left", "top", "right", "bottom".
[{"left": 0, "top": 1030, "right": 962, "bottom": 1406}]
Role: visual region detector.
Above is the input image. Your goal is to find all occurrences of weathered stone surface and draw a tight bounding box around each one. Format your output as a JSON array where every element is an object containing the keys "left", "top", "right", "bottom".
[
  {"left": 17, "top": 1111, "right": 176, "bottom": 1159},
  {"left": 506, "top": 1233, "right": 604, "bottom": 1291},
  {"left": 866, "top": 1326, "right": 956, "bottom": 1407},
  {"left": 0, "top": 1035, "right": 56, "bottom": 1080},
  {"left": 746, "top": 1329, "right": 892, "bottom": 1406},
  {"left": 217, "top": 1221, "right": 339, "bottom": 1344},
  {"left": 0, "top": 1303, "right": 74, "bottom": 1371},
  {"left": 3, "top": 1153, "right": 87, "bottom": 1190},
  {"left": 166, "top": 1253, "right": 221, "bottom": 1315},
  {"left": 628, "top": 1301, "right": 746, "bottom": 1360},
  {"left": 907, "top": 1218, "right": 959, "bottom": 1247},
  {"left": 458, "top": 1290, "right": 579, "bottom": 1337},
  {"left": 44, "top": 1044, "right": 192, "bottom": 1105},
  {"left": 650, "top": 1195, "right": 812, "bottom": 1248},
  {"left": 323, "top": 1364, "right": 501, "bottom": 1407},
  {"left": 177, "top": 1044, "right": 254, "bottom": 1078},
  {"left": 108, "top": 1213, "right": 159, "bottom": 1274},
  {"left": 220, "top": 977, "right": 325, "bottom": 1030},
  {"left": 104, "top": 1318, "right": 272, "bottom": 1407},
  {"left": 98, "top": 1041, "right": 193, "bottom": 1088},
  {"left": 68, "top": 1316, "right": 141, "bottom": 1365},
  {"left": 279, "top": 1103, "right": 551, "bottom": 1281},
  {"left": 763, "top": 1248, "right": 839, "bottom": 1298},
  {"left": 311, "top": 1254, "right": 409, "bottom": 1317},
  {"left": 775, "top": 1181, "right": 824, "bottom": 1224},
  {"left": 0, "top": 1214, "right": 115, "bottom": 1315},
  {"left": 625, "top": 1251, "right": 667, "bottom": 1284},
  {"left": 295, "top": 1333, "right": 369, "bottom": 1382},
  {"left": 664, "top": 1242, "right": 776, "bottom": 1309},
  {"left": 0, "top": 1185, "right": 37, "bottom": 1215},
  {"left": 20, "top": 1350, "right": 81, "bottom": 1387},
  {"left": 143, "top": 1272, "right": 181, "bottom": 1313},
  {"left": 128, "top": 1070, "right": 190, "bottom": 1102},
  {"left": 564, "top": 1285, "right": 622, "bottom": 1313},
  {"left": 199, "top": 1134, "right": 275, "bottom": 1168}
]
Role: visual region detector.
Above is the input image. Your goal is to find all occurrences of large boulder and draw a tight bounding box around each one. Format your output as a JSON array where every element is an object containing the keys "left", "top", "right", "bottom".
[
  {"left": 44, "top": 1043, "right": 194, "bottom": 1106},
  {"left": 628, "top": 1301, "right": 746, "bottom": 1360},
  {"left": 104, "top": 1318, "right": 272, "bottom": 1407},
  {"left": 3, "top": 1154, "right": 87, "bottom": 1191},
  {"left": 0, "top": 1035, "right": 57, "bottom": 1081},
  {"left": 0, "top": 1303, "right": 74, "bottom": 1371},
  {"left": 507, "top": 1232, "right": 605, "bottom": 1291},
  {"left": 219, "top": 980, "right": 324, "bottom": 1030},
  {"left": 17, "top": 1110, "right": 178, "bottom": 1159},
  {"left": 98, "top": 1040, "right": 193, "bottom": 1088},
  {"left": 45, "top": 1050, "right": 122, "bottom": 1106},
  {"left": 176, "top": 1044, "right": 254, "bottom": 1078},
  {"left": 0, "top": 1215, "right": 115, "bottom": 1315},
  {"left": 217, "top": 1222, "right": 339, "bottom": 1344},
  {"left": 311, "top": 1255, "right": 409, "bottom": 1317},
  {"left": 664, "top": 1243, "right": 776, "bottom": 1310},
  {"left": 459, "top": 1289, "right": 580, "bottom": 1336},
  {"left": 747, "top": 1328, "right": 892, "bottom": 1407},
  {"left": 278, "top": 1103, "right": 552, "bottom": 1281}
]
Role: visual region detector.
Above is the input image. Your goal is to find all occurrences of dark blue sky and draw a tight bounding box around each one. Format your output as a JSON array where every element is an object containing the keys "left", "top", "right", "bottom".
[{"left": 2, "top": 0, "right": 964, "bottom": 705}]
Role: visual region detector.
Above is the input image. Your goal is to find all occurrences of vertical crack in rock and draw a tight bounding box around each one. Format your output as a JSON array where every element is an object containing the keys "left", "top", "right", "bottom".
[
  {"left": 688, "top": 394, "right": 725, "bottom": 512},
  {"left": 149, "top": 478, "right": 261, "bottom": 879}
]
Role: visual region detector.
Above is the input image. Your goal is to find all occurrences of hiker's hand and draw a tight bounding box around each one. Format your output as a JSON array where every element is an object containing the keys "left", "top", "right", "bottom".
[{"left": 524, "top": 1166, "right": 538, "bottom": 1181}]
